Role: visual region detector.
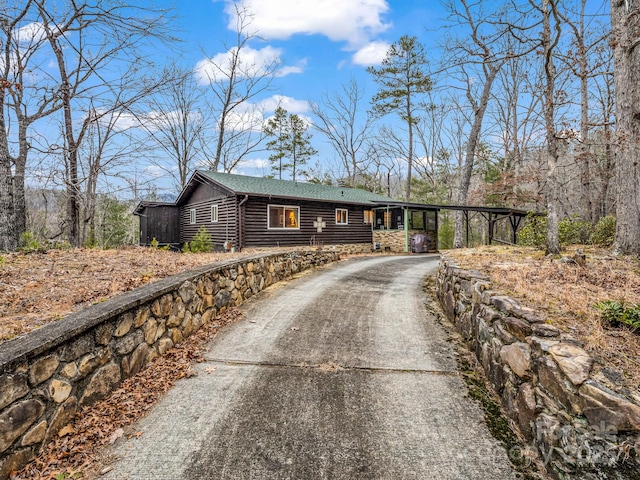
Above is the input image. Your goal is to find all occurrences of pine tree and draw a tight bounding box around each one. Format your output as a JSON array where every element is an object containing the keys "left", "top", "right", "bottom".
[
  {"left": 264, "top": 106, "right": 317, "bottom": 181},
  {"left": 367, "top": 36, "right": 431, "bottom": 202}
]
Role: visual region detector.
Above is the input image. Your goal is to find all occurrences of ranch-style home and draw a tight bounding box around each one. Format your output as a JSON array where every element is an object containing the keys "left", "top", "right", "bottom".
[{"left": 133, "top": 170, "right": 441, "bottom": 253}]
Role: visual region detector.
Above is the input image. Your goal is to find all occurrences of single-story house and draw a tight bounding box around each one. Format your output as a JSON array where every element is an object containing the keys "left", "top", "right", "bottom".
[{"left": 133, "top": 170, "right": 440, "bottom": 252}]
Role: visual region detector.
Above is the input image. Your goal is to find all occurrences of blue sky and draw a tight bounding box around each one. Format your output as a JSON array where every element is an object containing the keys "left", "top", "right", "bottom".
[{"left": 145, "top": 0, "right": 448, "bottom": 181}]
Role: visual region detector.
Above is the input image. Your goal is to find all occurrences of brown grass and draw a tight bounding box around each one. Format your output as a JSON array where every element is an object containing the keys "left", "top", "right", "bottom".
[
  {"left": 444, "top": 245, "right": 640, "bottom": 390},
  {"left": 0, "top": 246, "right": 284, "bottom": 343}
]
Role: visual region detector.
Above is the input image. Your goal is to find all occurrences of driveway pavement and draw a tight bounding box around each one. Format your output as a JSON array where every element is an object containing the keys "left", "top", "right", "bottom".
[{"left": 102, "top": 255, "right": 518, "bottom": 479}]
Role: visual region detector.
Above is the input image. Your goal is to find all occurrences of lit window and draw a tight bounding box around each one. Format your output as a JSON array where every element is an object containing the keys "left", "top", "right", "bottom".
[
  {"left": 364, "top": 210, "right": 373, "bottom": 224},
  {"left": 211, "top": 205, "right": 219, "bottom": 223},
  {"left": 336, "top": 208, "right": 348, "bottom": 225},
  {"left": 268, "top": 205, "right": 300, "bottom": 229},
  {"left": 189, "top": 208, "right": 196, "bottom": 224}
]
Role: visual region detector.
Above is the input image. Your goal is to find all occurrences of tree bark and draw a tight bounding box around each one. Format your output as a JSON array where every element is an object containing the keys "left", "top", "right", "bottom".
[
  {"left": 453, "top": 65, "right": 501, "bottom": 248},
  {"left": 542, "top": 0, "right": 561, "bottom": 254},
  {"left": 611, "top": 0, "right": 640, "bottom": 255}
]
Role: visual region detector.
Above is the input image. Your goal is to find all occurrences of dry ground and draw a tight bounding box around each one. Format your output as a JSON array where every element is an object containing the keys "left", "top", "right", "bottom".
[
  {"left": 3, "top": 245, "right": 638, "bottom": 479},
  {"left": 0, "top": 247, "right": 281, "bottom": 343},
  {"left": 444, "top": 245, "right": 640, "bottom": 391}
]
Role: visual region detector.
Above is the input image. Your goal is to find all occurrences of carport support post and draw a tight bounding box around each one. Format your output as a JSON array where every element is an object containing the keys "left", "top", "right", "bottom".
[{"left": 404, "top": 207, "right": 409, "bottom": 253}]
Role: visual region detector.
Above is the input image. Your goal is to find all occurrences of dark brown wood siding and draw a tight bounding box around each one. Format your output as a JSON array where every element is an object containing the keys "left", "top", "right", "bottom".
[
  {"left": 138, "top": 205, "right": 180, "bottom": 246},
  {"left": 180, "top": 195, "right": 238, "bottom": 249},
  {"left": 242, "top": 197, "right": 373, "bottom": 248},
  {"left": 182, "top": 181, "right": 231, "bottom": 204}
]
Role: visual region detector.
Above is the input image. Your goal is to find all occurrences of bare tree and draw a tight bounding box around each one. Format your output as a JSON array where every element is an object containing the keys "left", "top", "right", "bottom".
[
  {"left": 197, "top": 3, "right": 279, "bottom": 171},
  {"left": 610, "top": 0, "right": 640, "bottom": 255},
  {"left": 413, "top": 99, "right": 451, "bottom": 201},
  {"left": 35, "top": 0, "right": 173, "bottom": 246},
  {"left": 557, "top": 1, "right": 611, "bottom": 223},
  {"left": 529, "top": 0, "right": 563, "bottom": 253},
  {"left": 142, "top": 64, "right": 208, "bottom": 188},
  {"left": 0, "top": 1, "right": 64, "bottom": 251},
  {"left": 442, "top": 0, "right": 515, "bottom": 248},
  {"left": 311, "top": 77, "right": 373, "bottom": 186}
]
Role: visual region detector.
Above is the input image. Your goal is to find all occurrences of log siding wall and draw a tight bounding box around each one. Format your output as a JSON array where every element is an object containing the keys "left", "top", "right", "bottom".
[
  {"left": 180, "top": 196, "right": 238, "bottom": 249},
  {"left": 243, "top": 197, "right": 373, "bottom": 248}
]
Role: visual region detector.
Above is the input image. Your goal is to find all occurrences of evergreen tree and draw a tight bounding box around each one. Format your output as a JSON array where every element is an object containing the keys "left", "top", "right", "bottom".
[
  {"left": 367, "top": 36, "right": 431, "bottom": 202},
  {"left": 264, "top": 106, "right": 317, "bottom": 181},
  {"left": 264, "top": 107, "right": 289, "bottom": 179}
]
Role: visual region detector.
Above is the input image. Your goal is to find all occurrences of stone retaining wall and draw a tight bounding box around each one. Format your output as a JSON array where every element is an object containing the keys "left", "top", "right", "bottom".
[
  {"left": 0, "top": 250, "right": 340, "bottom": 479},
  {"left": 436, "top": 257, "right": 640, "bottom": 479}
]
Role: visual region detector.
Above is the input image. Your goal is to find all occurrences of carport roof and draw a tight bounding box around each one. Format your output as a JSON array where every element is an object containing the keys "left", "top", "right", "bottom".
[{"left": 372, "top": 201, "right": 535, "bottom": 217}]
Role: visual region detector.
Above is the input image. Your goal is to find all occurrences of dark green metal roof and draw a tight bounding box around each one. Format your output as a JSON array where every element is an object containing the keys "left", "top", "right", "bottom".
[{"left": 198, "top": 170, "right": 396, "bottom": 205}]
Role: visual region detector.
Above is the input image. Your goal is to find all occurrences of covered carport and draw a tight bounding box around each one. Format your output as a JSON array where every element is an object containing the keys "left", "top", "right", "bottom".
[{"left": 372, "top": 201, "right": 533, "bottom": 253}]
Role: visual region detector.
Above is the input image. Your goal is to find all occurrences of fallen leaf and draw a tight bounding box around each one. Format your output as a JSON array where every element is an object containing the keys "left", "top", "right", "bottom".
[
  {"left": 57, "top": 424, "right": 75, "bottom": 437},
  {"left": 205, "top": 366, "right": 217, "bottom": 374}
]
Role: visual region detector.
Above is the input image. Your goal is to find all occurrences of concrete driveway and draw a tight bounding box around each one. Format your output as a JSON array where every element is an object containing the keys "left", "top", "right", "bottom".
[{"left": 102, "top": 255, "right": 518, "bottom": 479}]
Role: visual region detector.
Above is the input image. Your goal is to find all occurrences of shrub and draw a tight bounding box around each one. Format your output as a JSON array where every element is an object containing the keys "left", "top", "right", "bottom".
[
  {"left": 558, "top": 215, "right": 592, "bottom": 245},
  {"left": 518, "top": 213, "right": 547, "bottom": 248},
  {"left": 595, "top": 300, "right": 640, "bottom": 330},
  {"left": 150, "top": 237, "right": 160, "bottom": 249},
  {"left": 183, "top": 226, "right": 212, "bottom": 253},
  {"left": 589, "top": 215, "right": 616, "bottom": 247},
  {"left": 19, "top": 231, "right": 45, "bottom": 253}
]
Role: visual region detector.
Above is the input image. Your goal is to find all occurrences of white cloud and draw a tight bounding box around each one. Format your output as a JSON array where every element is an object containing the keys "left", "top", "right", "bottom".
[
  {"left": 234, "top": 158, "right": 270, "bottom": 170},
  {"left": 143, "top": 165, "right": 167, "bottom": 178},
  {"left": 15, "top": 22, "right": 46, "bottom": 43},
  {"left": 258, "top": 95, "right": 310, "bottom": 114},
  {"left": 351, "top": 40, "right": 390, "bottom": 66},
  {"left": 276, "top": 58, "right": 307, "bottom": 77},
  {"left": 226, "top": 0, "right": 391, "bottom": 48},
  {"left": 224, "top": 107, "right": 265, "bottom": 132},
  {"left": 194, "top": 45, "right": 300, "bottom": 85}
]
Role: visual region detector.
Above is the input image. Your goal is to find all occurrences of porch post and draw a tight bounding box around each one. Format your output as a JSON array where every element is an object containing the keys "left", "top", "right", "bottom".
[{"left": 404, "top": 207, "right": 409, "bottom": 253}]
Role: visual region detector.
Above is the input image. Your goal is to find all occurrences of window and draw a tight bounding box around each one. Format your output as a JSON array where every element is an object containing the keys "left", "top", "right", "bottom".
[
  {"left": 336, "top": 208, "right": 348, "bottom": 225},
  {"left": 211, "top": 205, "right": 219, "bottom": 223},
  {"left": 364, "top": 210, "right": 373, "bottom": 224},
  {"left": 268, "top": 205, "right": 300, "bottom": 229},
  {"left": 189, "top": 208, "right": 196, "bottom": 224}
]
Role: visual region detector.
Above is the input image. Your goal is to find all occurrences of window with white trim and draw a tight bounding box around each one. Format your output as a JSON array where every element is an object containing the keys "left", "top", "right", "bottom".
[
  {"left": 336, "top": 208, "right": 348, "bottom": 225},
  {"left": 189, "top": 208, "right": 196, "bottom": 224},
  {"left": 268, "top": 205, "right": 300, "bottom": 229},
  {"left": 211, "top": 205, "right": 219, "bottom": 223}
]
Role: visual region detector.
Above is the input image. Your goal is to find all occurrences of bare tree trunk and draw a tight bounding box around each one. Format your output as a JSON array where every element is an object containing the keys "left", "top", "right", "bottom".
[
  {"left": 0, "top": 155, "right": 16, "bottom": 251},
  {"left": 453, "top": 65, "right": 502, "bottom": 248},
  {"left": 611, "top": 0, "right": 640, "bottom": 255},
  {"left": 541, "top": 0, "right": 561, "bottom": 254},
  {"left": 406, "top": 97, "right": 413, "bottom": 202}
]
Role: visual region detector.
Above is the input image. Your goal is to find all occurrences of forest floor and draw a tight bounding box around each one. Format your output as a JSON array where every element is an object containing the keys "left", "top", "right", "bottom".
[{"left": 444, "top": 245, "right": 640, "bottom": 391}]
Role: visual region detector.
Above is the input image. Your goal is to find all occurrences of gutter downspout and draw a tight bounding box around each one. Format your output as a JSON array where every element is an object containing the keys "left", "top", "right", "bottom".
[{"left": 238, "top": 195, "right": 248, "bottom": 251}]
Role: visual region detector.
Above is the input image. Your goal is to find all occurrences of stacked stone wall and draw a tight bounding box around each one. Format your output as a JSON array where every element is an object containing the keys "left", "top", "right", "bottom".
[
  {"left": 0, "top": 250, "right": 339, "bottom": 478},
  {"left": 373, "top": 230, "right": 408, "bottom": 252},
  {"left": 436, "top": 257, "right": 640, "bottom": 479}
]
